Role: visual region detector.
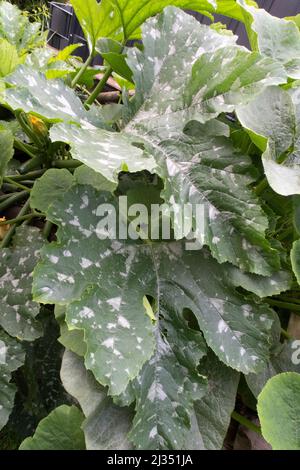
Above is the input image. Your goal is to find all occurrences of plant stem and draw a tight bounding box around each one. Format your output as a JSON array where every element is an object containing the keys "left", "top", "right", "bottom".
[
  {"left": 14, "top": 138, "right": 38, "bottom": 159},
  {"left": 52, "top": 159, "right": 82, "bottom": 169},
  {"left": 254, "top": 177, "right": 268, "bottom": 196},
  {"left": 85, "top": 66, "right": 113, "bottom": 108},
  {"left": 231, "top": 411, "right": 262, "bottom": 436},
  {"left": 0, "top": 212, "right": 40, "bottom": 226},
  {"left": 3, "top": 177, "right": 31, "bottom": 192},
  {"left": 0, "top": 198, "right": 30, "bottom": 248},
  {"left": 71, "top": 50, "right": 94, "bottom": 88},
  {"left": 0, "top": 190, "right": 28, "bottom": 212},
  {"left": 42, "top": 220, "right": 53, "bottom": 239},
  {"left": 5, "top": 169, "right": 46, "bottom": 181},
  {"left": 266, "top": 298, "right": 300, "bottom": 314}
]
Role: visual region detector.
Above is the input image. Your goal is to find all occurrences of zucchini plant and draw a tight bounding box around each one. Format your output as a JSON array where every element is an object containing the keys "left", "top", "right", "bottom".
[{"left": 1, "top": 0, "right": 300, "bottom": 450}]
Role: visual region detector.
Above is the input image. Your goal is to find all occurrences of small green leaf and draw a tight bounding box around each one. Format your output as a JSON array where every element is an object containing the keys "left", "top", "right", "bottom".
[
  {"left": 4, "top": 66, "right": 104, "bottom": 127},
  {"left": 237, "top": 86, "right": 300, "bottom": 197},
  {"left": 257, "top": 372, "right": 300, "bottom": 450},
  {"left": 19, "top": 405, "right": 86, "bottom": 450}
]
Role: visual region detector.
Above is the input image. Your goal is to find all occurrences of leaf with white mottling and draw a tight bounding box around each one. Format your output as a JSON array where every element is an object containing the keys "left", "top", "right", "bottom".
[
  {"left": 0, "top": 329, "right": 25, "bottom": 431},
  {"left": 30, "top": 169, "right": 74, "bottom": 213},
  {"left": 61, "top": 350, "right": 133, "bottom": 450},
  {"left": 0, "top": 39, "right": 20, "bottom": 78},
  {"left": 0, "top": 226, "right": 44, "bottom": 341}
]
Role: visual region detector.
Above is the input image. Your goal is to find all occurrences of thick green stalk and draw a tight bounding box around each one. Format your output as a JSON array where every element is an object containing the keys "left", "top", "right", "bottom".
[
  {"left": 71, "top": 50, "right": 94, "bottom": 88},
  {"left": 84, "top": 66, "right": 113, "bottom": 108},
  {"left": 0, "top": 198, "right": 30, "bottom": 248},
  {"left": 0, "top": 190, "right": 28, "bottom": 212},
  {"left": 231, "top": 411, "right": 262, "bottom": 436},
  {"left": 3, "top": 177, "right": 31, "bottom": 192}
]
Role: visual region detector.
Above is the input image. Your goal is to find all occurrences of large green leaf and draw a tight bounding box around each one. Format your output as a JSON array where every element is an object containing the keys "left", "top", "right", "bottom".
[
  {"left": 33, "top": 185, "right": 278, "bottom": 380},
  {"left": 61, "top": 350, "right": 133, "bottom": 450},
  {"left": 0, "top": 329, "right": 25, "bottom": 431},
  {"left": 257, "top": 372, "right": 300, "bottom": 450},
  {"left": 238, "top": 0, "right": 300, "bottom": 79},
  {"left": 19, "top": 405, "right": 86, "bottom": 450},
  {"left": 0, "top": 1, "right": 45, "bottom": 54},
  {"left": 237, "top": 86, "right": 300, "bottom": 196},
  {"left": 0, "top": 226, "right": 44, "bottom": 341},
  {"left": 50, "top": 8, "right": 285, "bottom": 274},
  {"left": 0, "top": 126, "right": 13, "bottom": 185}
]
